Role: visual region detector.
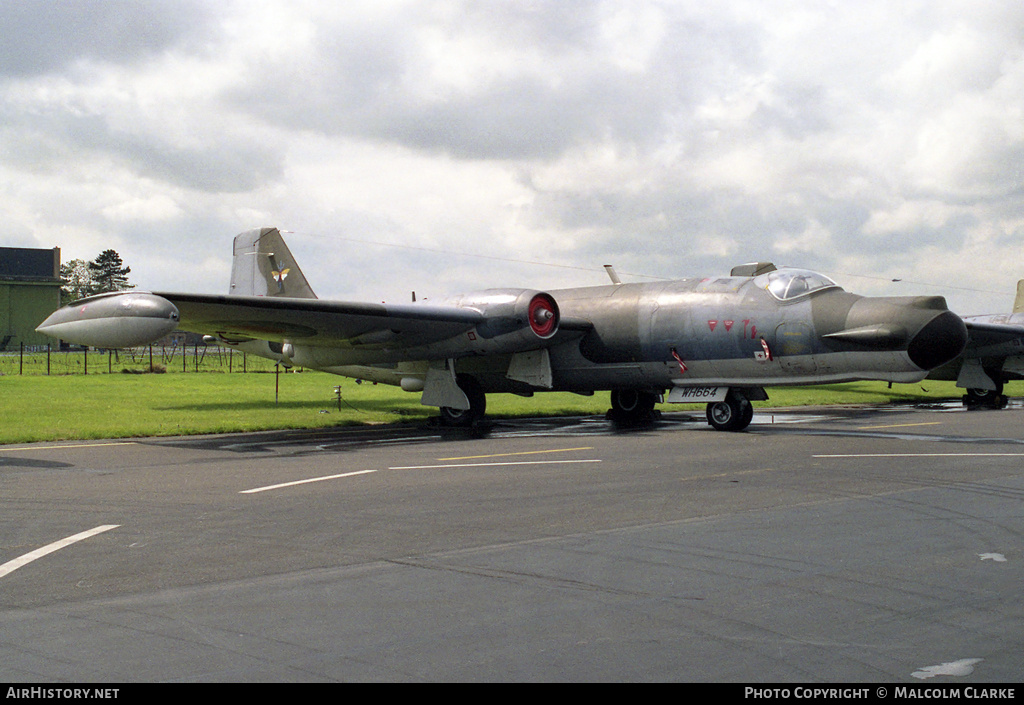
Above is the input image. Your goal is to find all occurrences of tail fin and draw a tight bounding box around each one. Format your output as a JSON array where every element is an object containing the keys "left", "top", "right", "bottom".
[
  {"left": 1014, "top": 280, "right": 1024, "bottom": 314},
  {"left": 229, "top": 227, "right": 317, "bottom": 299}
]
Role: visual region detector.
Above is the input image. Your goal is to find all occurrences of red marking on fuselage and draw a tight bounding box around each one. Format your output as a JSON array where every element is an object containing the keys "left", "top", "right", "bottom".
[{"left": 671, "top": 348, "right": 688, "bottom": 374}]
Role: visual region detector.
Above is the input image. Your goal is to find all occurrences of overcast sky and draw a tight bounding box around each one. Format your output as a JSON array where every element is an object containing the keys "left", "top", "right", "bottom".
[{"left": 2, "top": 0, "right": 1022, "bottom": 314}]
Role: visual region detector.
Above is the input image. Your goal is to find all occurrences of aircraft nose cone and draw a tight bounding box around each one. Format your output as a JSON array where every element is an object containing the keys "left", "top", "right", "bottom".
[{"left": 907, "top": 309, "right": 968, "bottom": 370}]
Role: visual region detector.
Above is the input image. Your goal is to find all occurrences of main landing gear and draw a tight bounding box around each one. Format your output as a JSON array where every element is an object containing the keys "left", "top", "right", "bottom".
[
  {"left": 608, "top": 389, "right": 659, "bottom": 424},
  {"left": 963, "top": 385, "right": 1008, "bottom": 410},
  {"left": 705, "top": 391, "right": 754, "bottom": 432},
  {"left": 438, "top": 374, "right": 487, "bottom": 427}
]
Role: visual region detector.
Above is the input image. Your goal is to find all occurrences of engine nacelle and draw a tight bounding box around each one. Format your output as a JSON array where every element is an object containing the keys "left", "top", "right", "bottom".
[
  {"left": 36, "top": 292, "right": 180, "bottom": 348},
  {"left": 427, "top": 288, "right": 560, "bottom": 357}
]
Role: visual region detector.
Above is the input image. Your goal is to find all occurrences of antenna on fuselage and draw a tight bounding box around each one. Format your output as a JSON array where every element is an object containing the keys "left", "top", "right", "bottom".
[{"left": 604, "top": 265, "right": 622, "bottom": 285}]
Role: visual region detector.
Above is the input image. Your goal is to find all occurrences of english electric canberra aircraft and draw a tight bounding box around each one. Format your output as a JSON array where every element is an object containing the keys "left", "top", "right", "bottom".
[{"left": 38, "top": 228, "right": 969, "bottom": 431}]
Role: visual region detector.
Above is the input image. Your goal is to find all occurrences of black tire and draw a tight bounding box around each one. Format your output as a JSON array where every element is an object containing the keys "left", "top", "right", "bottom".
[
  {"left": 740, "top": 397, "right": 755, "bottom": 428},
  {"left": 706, "top": 392, "right": 753, "bottom": 432},
  {"left": 964, "top": 387, "right": 1007, "bottom": 410},
  {"left": 610, "top": 389, "right": 658, "bottom": 422},
  {"left": 439, "top": 374, "right": 487, "bottom": 426}
]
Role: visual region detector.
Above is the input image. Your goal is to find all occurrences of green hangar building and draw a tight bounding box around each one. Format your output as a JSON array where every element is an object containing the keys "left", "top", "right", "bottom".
[{"left": 0, "top": 246, "right": 62, "bottom": 350}]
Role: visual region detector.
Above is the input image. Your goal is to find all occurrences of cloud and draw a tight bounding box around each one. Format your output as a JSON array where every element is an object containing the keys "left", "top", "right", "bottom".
[
  {"left": 0, "top": 0, "right": 1023, "bottom": 315},
  {"left": 0, "top": 0, "right": 217, "bottom": 77}
]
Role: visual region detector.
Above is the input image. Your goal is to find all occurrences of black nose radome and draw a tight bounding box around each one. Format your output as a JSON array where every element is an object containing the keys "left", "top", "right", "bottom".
[{"left": 907, "top": 310, "right": 968, "bottom": 370}]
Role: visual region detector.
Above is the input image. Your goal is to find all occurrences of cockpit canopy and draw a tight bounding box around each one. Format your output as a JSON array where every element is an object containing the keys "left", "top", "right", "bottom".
[{"left": 756, "top": 268, "right": 840, "bottom": 301}]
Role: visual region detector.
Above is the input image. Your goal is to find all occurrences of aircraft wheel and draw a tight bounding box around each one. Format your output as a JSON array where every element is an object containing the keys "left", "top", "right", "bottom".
[
  {"left": 740, "top": 398, "right": 755, "bottom": 428},
  {"left": 609, "top": 389, "right": 658, "bottom": 422},
  {"left": 439, "top": 374, "right": 487, "bottom": 426},
  {"left": 706, "top": 393, "right": 753, "bottom": 432},
  {"left": 964, "top": 387, "right": 1007, "bottom": 410}
]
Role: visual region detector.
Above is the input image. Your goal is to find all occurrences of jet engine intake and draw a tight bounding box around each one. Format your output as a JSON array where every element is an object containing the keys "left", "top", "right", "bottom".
[
  {"left": 527, "top": 293, "right": 558, "bottom": 339},
  {"left": 424, "top": 288, "right": 561, "bottom": 357}
]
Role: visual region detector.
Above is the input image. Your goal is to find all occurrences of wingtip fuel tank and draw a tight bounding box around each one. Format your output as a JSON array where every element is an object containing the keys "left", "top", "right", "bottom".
[{"left": 36, "top": 292, "right": 180, "bottom": 348}]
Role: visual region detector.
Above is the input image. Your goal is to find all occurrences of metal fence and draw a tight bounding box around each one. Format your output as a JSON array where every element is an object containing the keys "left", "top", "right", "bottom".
[{"left": 0, "top": 343, "right": 281, "bottom": 376}]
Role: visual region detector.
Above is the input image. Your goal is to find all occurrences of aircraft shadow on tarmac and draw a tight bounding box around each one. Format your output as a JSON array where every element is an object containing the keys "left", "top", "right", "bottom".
[
  {"left": 138, "top": 393, "right": 1024, "bottom": 457},
  {"left": 0, "top": 457, "right": 75, "bottom": 470}
]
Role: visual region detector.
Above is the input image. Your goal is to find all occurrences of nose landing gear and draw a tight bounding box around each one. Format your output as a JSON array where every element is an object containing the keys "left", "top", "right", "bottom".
[{"left": 706, "top": 391, "right": 754, "bottom": 432}]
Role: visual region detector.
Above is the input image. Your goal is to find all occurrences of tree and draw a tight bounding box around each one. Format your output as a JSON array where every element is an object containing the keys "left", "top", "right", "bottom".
[
  {"left": 60, "top": 250, "right": 136, "bottom": 305},
  {"left": 60, "top": 259, "right": 94, "bottom": 306},
  {"left": 87, "top": 249, "right": 134, "bottom": 294}
]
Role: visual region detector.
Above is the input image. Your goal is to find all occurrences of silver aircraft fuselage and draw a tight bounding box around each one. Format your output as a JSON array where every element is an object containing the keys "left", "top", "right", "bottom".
[{"left": 301, "top": 269, "right": 967, "bottom": 396}]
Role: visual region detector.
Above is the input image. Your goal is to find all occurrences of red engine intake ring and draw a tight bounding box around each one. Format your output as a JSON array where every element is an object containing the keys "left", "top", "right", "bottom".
[{"left": 528, "top": 294, "right": 559, "bottom": 339}]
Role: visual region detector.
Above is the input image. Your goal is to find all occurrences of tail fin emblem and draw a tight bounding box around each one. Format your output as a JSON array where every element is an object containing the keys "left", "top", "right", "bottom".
[{"left": 268, "top": 254, "right": 290, "bottom": 292}]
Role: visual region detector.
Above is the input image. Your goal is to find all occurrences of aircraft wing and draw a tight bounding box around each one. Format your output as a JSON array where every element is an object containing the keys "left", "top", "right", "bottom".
[
  {"left": 37, "top": 288, "right": 590, "bottom": 355},
  {"left": 963, "top": 319, "right": 1024, "bottom": 349},
  {"left": 162, "top": 292, "right": 485, "bottom": 348}
]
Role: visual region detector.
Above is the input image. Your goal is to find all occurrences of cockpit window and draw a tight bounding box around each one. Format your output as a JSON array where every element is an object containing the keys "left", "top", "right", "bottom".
[{"left": 756, "top": 269, "right": 839, "bottom": 301}]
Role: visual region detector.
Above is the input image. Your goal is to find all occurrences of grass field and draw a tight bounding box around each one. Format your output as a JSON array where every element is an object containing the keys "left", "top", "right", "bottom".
[{"left": 1, "top": 368, "right": 1008, "bottom": 445}]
